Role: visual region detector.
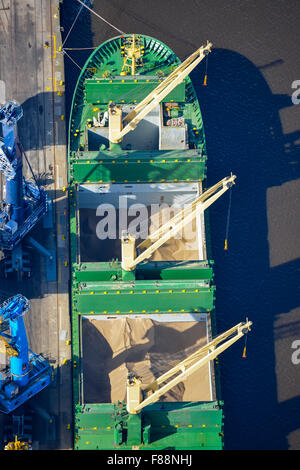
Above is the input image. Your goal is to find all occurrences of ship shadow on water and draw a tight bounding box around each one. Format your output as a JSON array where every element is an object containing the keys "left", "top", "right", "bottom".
[{"left": 191, "top": 49, "right": 300, "bottom": 450}]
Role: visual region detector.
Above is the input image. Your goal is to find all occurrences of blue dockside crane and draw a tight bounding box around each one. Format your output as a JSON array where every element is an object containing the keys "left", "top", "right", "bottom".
[
  {"left": 0, "top": 100, "right": 53, "bottom": 280},
  {"left": 0, "top": 294, "right": 52, "bottom": 414}
]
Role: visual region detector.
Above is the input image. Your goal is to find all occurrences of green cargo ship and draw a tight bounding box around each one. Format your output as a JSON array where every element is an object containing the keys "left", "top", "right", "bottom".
[{"left": 68, "top": 33, "right": 249, "bottom": 450}]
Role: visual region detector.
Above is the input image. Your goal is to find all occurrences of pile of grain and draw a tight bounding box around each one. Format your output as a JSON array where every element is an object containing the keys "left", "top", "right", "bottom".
[{"left": 82, "top": 317, "right": 211, "bottom": 404}]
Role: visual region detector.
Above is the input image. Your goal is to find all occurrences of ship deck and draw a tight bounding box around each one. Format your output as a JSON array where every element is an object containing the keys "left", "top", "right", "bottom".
[{"left": 69, "top": 34, "right": 222, "bottom": 450}]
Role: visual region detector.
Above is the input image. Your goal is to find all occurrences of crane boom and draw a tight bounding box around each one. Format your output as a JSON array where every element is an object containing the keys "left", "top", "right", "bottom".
[
  {"left": 121, "top": 174, "right": 236, "bottom": 271},
  {"left": 109, "top": 41, "right": 212, "bottom": 143},
  {"left": 127, "top": 319, "right": 252, "bottom": 414}
]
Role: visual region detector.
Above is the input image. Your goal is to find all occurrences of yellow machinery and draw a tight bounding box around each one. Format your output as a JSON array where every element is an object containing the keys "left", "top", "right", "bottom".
[
  {"left": 0, "top": 336, "right": 19, "bottom": 358},
  {"left": 127, "top": 319, "right": 252, "bottom": 414},
  {"left": 109, "top": 40, "right": 212, "bottom": 143},
  {"left": 4, "top": 435, "right": 31, "bottom": 450},
  {"left": 121, "top": 174, "right": 236, "bottom": 271},
  {"left": 120, "top": 34, "right": 144, "bottom": 76}
]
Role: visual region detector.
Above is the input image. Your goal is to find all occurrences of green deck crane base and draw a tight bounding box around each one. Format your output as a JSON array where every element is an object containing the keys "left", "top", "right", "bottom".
[
  {"left": 74, "top": 402, "right": 223, "bottom": 450},
  {"left": 69, "top": 33, "right": 224, "bottom": 450},
  {"left": 73, "top": 279, "right": 215, "bottom": 315},
  {"left": 71, "top": 149, "right": 206, "bottom": 161},
  {"left": 72, "top": 260, "right": 214, "bottom": 283},
  {"left": 84, "top": 78, "right": 186, "bottom": 104},
  {"left": 70, "top": 152, "right": 207, "bottom": 184}
]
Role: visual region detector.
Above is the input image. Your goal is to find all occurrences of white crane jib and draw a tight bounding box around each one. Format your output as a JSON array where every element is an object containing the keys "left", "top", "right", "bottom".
[
  {"left": 126, "top": 319, "right": 252, "bottom": 414},
  {"left": 109, "top": 41, "right": 213, "bottom": 143},
  {"left": 121, "top": 174, "right": 236, "bottom": 272}
]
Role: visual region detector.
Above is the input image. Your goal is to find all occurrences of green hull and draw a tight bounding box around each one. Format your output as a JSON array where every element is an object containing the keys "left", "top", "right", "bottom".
[{"left": 68, "top": 34, "right": 223, "bottom": 450}]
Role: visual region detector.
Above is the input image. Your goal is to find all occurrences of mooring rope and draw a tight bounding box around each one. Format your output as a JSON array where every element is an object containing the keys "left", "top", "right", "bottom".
[
  {"left": 62, "top": 1, "right": 85, "bottom": 47},
  {"left": 62, "top": 47, "right": 97, "bottom": 51},
  {"left": 224, "top": 182, "right": 232, "bottom": 251},
  {"left": 77, "top": 0, "right": 126, "bottom": 35},
  {"left": 62, "top": 49, "right": 83, "bottom": 70}
]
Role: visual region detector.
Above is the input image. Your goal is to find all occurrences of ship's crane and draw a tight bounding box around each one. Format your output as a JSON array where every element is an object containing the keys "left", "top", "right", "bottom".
[
  {"left": 0, "top": 294, "right": 52, "bottom": 414},
  {"left": 121, "top": 174, "right": 236, "bottom": 271},
  {"left": 120, "top": 34, "right": 144, "bottom": 76},
  {"left": 126, "top": 319, "right": 252, "bottom": 414},
  {"left": 108, "top": 41, "right": 212, "bottom": 144},
  {"left": 0, "top": 101, "right": 53, "bottom": 279}
]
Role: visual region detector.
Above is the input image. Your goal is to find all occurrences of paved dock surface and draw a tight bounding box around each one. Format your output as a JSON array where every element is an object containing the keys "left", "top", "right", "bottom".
[
  {"left": 60, "top": 0, "right": 300, "bottom": 450},
  {"left": 0, "top": 0, "right": 71, "bottom": 449}
]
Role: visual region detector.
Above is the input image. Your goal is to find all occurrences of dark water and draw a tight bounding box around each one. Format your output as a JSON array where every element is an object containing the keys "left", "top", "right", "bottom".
[{"left": 60, "top": 0, "right": 300, "bottom": 450}]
